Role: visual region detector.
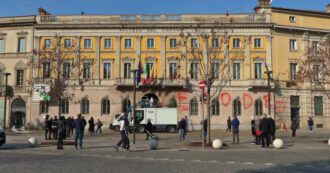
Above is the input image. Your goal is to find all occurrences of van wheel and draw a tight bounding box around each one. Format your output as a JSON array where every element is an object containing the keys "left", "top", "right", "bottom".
[
  {"left": 114, "top": 126, "right": 120, "bottom": 131},
  {"left": 138, "top": 126, "right": 145, "bottom": 133},
  {"left": 167, "top": 126, "right": 176, "bottom": 133}
]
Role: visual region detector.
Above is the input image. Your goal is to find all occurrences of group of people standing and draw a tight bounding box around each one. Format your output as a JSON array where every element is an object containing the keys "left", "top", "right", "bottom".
[
  {"left": 251, "top": 114, "right": 276, "bottom": 149},
  {"left": 87, "top": 117, "right": 103, "bottom": 135}
]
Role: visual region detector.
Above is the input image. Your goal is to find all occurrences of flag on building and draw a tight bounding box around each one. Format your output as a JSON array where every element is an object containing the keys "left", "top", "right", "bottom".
[
  {"left": 136, "top": 61, "right": 143, "bottom": 85},
  {"left": 149, "top": 64, "right": 155, "bottom": 85},
  {"left": 142, "top": 63, "right": 148, "bottom": 85},
  {"left": 264, "top": 63, "right": 273, "bottom": 80}
]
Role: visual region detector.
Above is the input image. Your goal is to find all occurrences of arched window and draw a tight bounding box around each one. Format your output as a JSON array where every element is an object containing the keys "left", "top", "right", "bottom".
[
  {"left": 233, "top": 99, "right": 241, "bottom": 116},
  {"left": 61, "top": 98, "right": 69, "bottom": 114},
  {"left": 81, "top": 98, "right": 89, "bottom": 114},
  {"left": 122, "top": 98, "right": 131, "bottom": 114},
  {"left": 168, "top": 98, "right": 177, "bottom": 108},
  {"left": 40, "top": 101, "right": 49, "bottom": 114},
  {"left": 102, "top": 98, "right": 110, "bottom": 115},
  {"left": 190, "top": 98, "right": 198, "bottom": 116},
  {"left": 255, "top": 99, "right": 263, "bottom": 116},
  {"left": 211, "top": 99, "right": 220, "bottom": 116}
]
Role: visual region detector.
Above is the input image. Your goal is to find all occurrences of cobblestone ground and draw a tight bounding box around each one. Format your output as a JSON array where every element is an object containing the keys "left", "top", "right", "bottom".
[{"left": 0, "top": 129, "right": 330, "bottom": 173}]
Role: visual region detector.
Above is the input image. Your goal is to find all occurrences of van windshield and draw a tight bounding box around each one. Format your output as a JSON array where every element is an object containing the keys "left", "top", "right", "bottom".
[{"left": 115, "top": 114, "right": 121, "bottom": 120}]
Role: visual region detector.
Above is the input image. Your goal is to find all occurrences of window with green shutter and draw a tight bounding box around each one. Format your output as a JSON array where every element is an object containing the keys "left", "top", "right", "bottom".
[{"left": 314, "top": 96, "right": 323, "bottom": 116}]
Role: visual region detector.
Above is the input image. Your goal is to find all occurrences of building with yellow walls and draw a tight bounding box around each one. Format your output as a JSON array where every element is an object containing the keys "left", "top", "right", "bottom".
[{"left": 0, "top": 0, "right": 329, "bottom": 130}]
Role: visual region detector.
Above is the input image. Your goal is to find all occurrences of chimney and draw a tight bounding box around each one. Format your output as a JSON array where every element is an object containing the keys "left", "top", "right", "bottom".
[
  {"left": 254, "top": 0, "right": 271, "bottom": 13},
  {"left": 327, "top": 4, "right": 330, "bottom": 13},
  {"left": 38, "top": 7, "right": 51, "bottom": 15}
]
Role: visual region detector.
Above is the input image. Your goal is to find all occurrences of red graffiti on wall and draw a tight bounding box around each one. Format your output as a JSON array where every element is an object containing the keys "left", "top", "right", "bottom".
[
  {"left": 263, "top": 94, "right": 274, "bottom": 109},
  {"left": 276, "top": 96, "right": 289, "bottom": 113},
  {"left": 243, "top": 93, "right": 253, "bottom": 110},
  {"left": 221, "top": 92, "right": 231, "bottom": 107},
  {"left": 178, "top": 92, "right": 189, "bottom": 111}
]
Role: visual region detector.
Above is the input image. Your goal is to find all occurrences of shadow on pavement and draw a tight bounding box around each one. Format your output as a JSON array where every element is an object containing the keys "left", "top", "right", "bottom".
[
  {"left": 0, "top": 143, "right": 36, "bottom": 150},
  {"left": 237, "top": 159, "right": 330, "bottom": 173}
]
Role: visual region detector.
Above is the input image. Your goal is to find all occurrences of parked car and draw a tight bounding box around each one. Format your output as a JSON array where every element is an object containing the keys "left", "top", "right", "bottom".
[{"left": 0, "top": 127, "right": 5, "bottom": 146}]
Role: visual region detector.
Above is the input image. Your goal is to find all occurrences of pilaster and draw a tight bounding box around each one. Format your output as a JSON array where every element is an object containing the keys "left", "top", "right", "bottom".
[
  {"left": 245, "top": 36, "right": 251, "bottom": 79},
  {"left": 116, "top": 36, "right": 121, "bottom": 78},
  {"left": 33, "top": 36, "right": 40, "bottom": 79},
  {"left": 75, "top": 36, "right": 80, "bottom": 79},
  {"left": 136, "top": 36, "right": 141, "bottom": 68},
  {"left": 161, "top": 36, "right": 166, "bottom": 78},
  {"left": 266, "top": 35, "right": 272, "bottom": 70},
  {"left": 182, "top": 36, "right": 187, "bottom": 79},
  {"left": 95, "top": 36, "right": 100, "bottom": 81}
]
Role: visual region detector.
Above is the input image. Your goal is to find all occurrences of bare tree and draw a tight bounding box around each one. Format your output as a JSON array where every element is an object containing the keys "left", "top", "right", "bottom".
[
  {"left": 33, "top": 36, "right": 94, "bottom": 116},
  {"left": 179, "top": 19, "right": 238, "bottom": 144}
]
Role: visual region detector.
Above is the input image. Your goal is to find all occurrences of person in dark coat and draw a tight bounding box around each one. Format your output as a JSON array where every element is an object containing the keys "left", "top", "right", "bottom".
[
  {"left": 96, "top": 119, "right": 103, "bottom": 134},
  {"left": 202, "top": 118, "right": 207, "bottom": 142},
  {"left": 145, "top": 119, "right": 153, "bottom": 140},
  {"left": 251, "top": 118, "right": 256, "bottom": 144},
  {"left": 88, "top": 117, "right": 95, "bottom": 135},
  {"left": 45, "top": 115, "right": 50, "bottom": 140},
  {"left": 231, "top": 116, "right": 240, "bottom": 144},
  {"left": 52, "top": 116, "right": 58, "bottom": 140},
  {"left": 308, "top": 117, "right": 314, "bottom": 132},
  {"left": 66, "top": 116, "right": 72, "bottom": 137},
  {"left": 269, "top": 116, "right": 276, "bottom": 143},
  {"left": 57, "top": 116, "right": 65, "bottom": 149},
  {"left": 178, "top": 118, "right": 187, "bottom": 140},
  {"left": 48, "top": 117, "right": 53, "bottom": 140},
  {"left": 291, "top": 117, "right": 298, "bottom": 138},
  {"left": 74, "top": 114, "right": 85, "bottom": 149},
  {"left": 259, "top": 114, "right": 271, "bottom": 148},
  {"left": 226, "top": 117, "right": 232, "bottom": 133}
]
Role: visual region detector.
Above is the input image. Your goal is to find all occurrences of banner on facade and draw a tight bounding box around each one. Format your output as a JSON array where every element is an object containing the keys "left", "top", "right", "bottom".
[{"left": 33, "top": 84, "right": 51, "bottom": 101}]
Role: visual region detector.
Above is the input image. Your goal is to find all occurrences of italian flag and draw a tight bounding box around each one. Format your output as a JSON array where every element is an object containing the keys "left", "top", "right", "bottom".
[
  {"left": 149, "top": 65, "right": 155, "bottom": 85},
  {"left": 142, "top": 63, "right": 148, "bottom": 85}
]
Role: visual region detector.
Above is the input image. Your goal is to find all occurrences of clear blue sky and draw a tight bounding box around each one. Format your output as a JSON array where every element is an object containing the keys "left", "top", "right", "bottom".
[{"left": 0, "top": 0, "right": 329, "bottom": 16}]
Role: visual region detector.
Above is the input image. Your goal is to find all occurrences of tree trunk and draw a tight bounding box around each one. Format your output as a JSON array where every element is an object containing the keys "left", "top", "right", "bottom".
[{"left": 206, "top": 85, "right": 211, "bottom": 144}]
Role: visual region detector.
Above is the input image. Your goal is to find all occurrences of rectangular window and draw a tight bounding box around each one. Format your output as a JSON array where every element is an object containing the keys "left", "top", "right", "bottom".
[
  {"left": 312, "top": 41, "right": 318, "bottom": 51},
  {"left": 124, "top": 38, "right": 132, "bottom": 48},
  {"left": 123, "top": 63, "right": 131, "bottom": 78},
  {"left": 40, "top": 101, "right": 49, "bottom": 114},
  {"left": 254, "top": 63, "right": 262, "bottom": 79},
  {"left": 190, "top": 63, "right": 198, "bottom": 80},
  {"left": 290, "top": 63, "right": 297, "bottom": 80},
  {"left": 147, "top": 38, "right": 155, "bottom": 48},
  {"left": 289, "top": 16, "right": 296, "bottom": 22},
  {"left": 233, "top": 38, "right": 241, "bottom": 48},
  {"left": 44, "top": 38, "right": 52, "bottom": 49},
  {"left": 18, "top": 38, "right": 26, "bottom": 52},
  {"left": 233, "top": 63, "right": 240, "bottom": 79},
  {"left": 313, "top": 64, "right": 320, "bottom": 81},
  {"left": 43, "top": 62, "right": 51, "bottom": 78},
  {"left": 169, "top": 63, "right": 177, "bottom": 79},
  {"left": 0, "top": 38, "right": 4, "bottom": 53},
  {"left": 62, "top": 63, "right": 71, "bottom": 78},
  {"left": 211, "top": 63, "right": 220, "bottom": 78},
  {"left": 104, "top": 38, "right": 112, "bottom": 49},
  {"left": 290, "top": 39, "right": 297, "bottom": 50},
  {"left": 169, "top": 38, "right": 177, "bottom": 48},
  {"left": 64, "top": 39, "right": 72, "bottom": 49},
  {"left": 254, "top": 38, "right": 262, "bottom": 48},
  {"left": 16, "top": 70, "right": 24, "bottom": 85},
  {"left": 84, "top": 38, "right": 92, "bottom": 49},
  {"left": 83, "top": 63, "right": 91, "bottom": 79},
  {"left": 314, "top": 96, "right": 323, "bottom": 116},
  {"left": 190, "top": 38, "right": 198, "bottom": 48},
  {"left": 103, "top": 63, "right": 111, "bottom": 79},
  {"left": 212, "top": 38, "right": 219, "bottom": 48}
]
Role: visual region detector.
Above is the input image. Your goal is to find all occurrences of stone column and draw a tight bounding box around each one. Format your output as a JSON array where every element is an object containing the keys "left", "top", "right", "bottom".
[
  {"left": 245, "top": 36, "right": 251, "bottom": 80},
  {"left": 95, "top": 36, "right": 100, "bottom": 82},
  {"left": 75, "top": 36, "right": 80, "bottom": 79},
  {"left": 33, "top": 36, "right": 40, "bottom": 79},
  {"left": 136, "top": 36, "right": 141, "bottom": 69},
  {"left": 161, "top": 36, "right": 166, "bottom": 78},
  {"left": 182, "top": 36, "right": 187, "bottom": 79},
  {"left": 115, "top": 36, "right": 121, "bottom": 79}
]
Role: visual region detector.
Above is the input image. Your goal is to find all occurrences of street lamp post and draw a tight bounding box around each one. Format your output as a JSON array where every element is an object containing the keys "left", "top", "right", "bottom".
[
  {"left": 3, "top": 73, "right": 11, "bottom": 129},
  {"left": 131, "top": 69, "right": 138, "bottom": 145}
]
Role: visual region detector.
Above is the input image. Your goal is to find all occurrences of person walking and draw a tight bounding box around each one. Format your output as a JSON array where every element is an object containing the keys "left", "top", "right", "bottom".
[
  {"left": 45, "top": 115, "right": 50, "bottom": 140},
  {"left": 226, "top": 116, "right": 232, "bottom": 133},
  {"left": 291, "top": 117, "right": 298, "bottom": 138},
  {"left": 255, "top": 116, "right": 261, "bottom": 145},
  {"left": 96, "top": 119, "right": 103, "bottom": 134},
  {"left": 52, "top": 116, "right": 58, "bottom": 140},
  {"left": 48, "top": 117, "right": 53, "bottom": 140},
  {"left": 178, "top": 118, "right": 187, "bottom": 141},
  {"left": 269, "top": 115, "right": 276, "bottom": 143},
  {"left": 88, "top": 117, "right": 95, "bottom": 135},
  {"left": 57, "top": 116, "right": 65, "bottom": 150},
  {"left": 184, "top": 116, "right": 189, "bottom": 136},
  {"left": 231, "top": 116, "right": 240, "bottom": 144},
  {"left": 259, "top": 114, "right": 271, "bottom": 149},
  {"left": 251, "top": 118, "right": 256, "bottom": 144},
  {"left": 74, "top": 114, "right": 85, "bottom": 149},
  {"left": 145, "top": 119, "right": 153, "bottom": 140},
  {"left": 115, "top": 114, "right": 130, "bottom": 152},
  {"left": 308, "top": 117, "right": 314, "bottom": 132}
]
